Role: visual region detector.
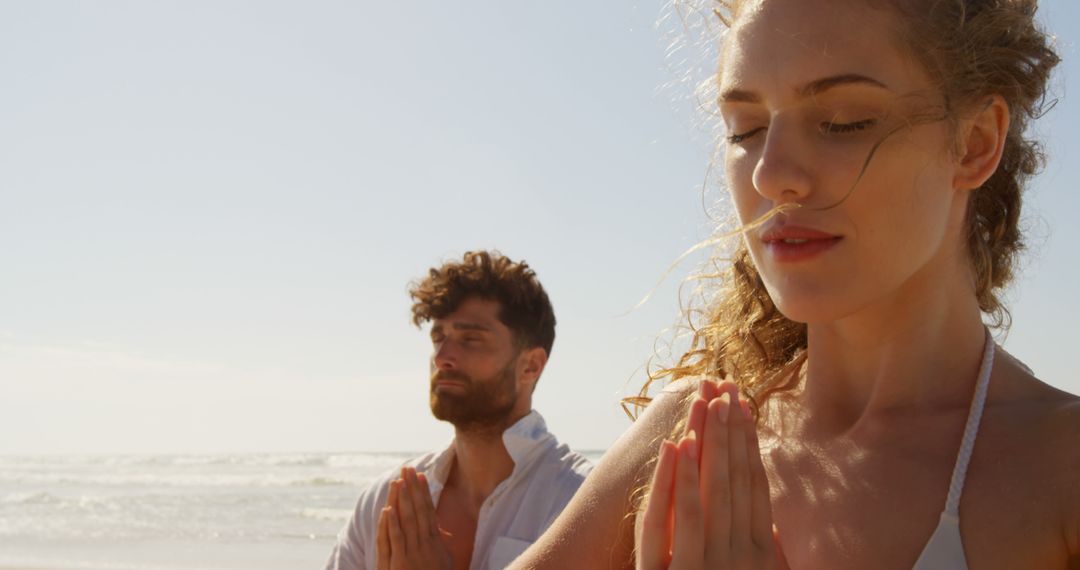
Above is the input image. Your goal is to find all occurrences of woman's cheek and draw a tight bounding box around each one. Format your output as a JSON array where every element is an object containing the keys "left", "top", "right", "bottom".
[{"left": 725, "top": 151, "right": 762, "bottom": 224}]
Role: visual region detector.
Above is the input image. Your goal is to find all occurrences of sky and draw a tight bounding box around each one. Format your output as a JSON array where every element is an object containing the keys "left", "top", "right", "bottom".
[{"left": 1, "top": 1, "right": 1077, "bottom": 456}]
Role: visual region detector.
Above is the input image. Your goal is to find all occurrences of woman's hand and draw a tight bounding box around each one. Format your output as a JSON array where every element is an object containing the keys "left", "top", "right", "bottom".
[{"left": 637, "top": 381, "right": 789, "bottom": 569}]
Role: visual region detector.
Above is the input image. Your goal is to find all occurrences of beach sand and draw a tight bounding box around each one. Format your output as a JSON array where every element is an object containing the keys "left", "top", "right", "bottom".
[{"left": 0, "top": 537, "right": 333, "bottom": 570}]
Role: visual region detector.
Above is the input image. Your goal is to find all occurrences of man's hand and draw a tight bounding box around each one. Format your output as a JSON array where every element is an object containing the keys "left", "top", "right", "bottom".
[{"left": 376, "top": 467, "right": 454, "bottom": 570}]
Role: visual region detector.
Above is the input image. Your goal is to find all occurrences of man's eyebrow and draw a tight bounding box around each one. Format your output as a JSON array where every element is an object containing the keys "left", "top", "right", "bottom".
[
  {"left": 430, "top": 322, "right": 492, "bottom": 336},
  {"left": 718, "top": 74, "right": 890, "bottom": 104},
  {"left": 452, "top": 323, "right": 491, "bottom": 332}
]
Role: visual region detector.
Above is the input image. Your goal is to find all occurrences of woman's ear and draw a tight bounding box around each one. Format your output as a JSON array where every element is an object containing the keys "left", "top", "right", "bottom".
[{"left": 954, "top": 94, "right": 1010, "bottom": 191}]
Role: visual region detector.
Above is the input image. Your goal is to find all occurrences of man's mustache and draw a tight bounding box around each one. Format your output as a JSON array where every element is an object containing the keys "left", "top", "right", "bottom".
[{"left": 431, "top": 370, "right": 471, "bottom": 385}]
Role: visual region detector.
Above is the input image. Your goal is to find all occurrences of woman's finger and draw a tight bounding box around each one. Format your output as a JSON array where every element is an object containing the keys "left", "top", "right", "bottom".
[
  {"left": 745, "top": 400, "right": 776, "bottom": 552},
  {"left": 685, "top": 397, "right": 708, "bottom": 463},
  {"left": 638, "top": 440, "right": 677, "bottom": 570},
  {"left": 695, "top": 381, "right": 721, "bottom": 461},
  {"left": 670, "top": 433, "right": 705, "bottom": 569},
  {"left": 376, "top": 507, "right": 392, "bottom": 570},
  {"left": 701, "top": 393, "right": 732, "bottom": 564},
  {"left": 727, "top": 395, "right": 754, "bottom": 558},
  {"left": 717, "top": 380, "right": 739, "bottom": 402},
  {"left": 699, "top": 379, "right": 720, "bottom": 403}
]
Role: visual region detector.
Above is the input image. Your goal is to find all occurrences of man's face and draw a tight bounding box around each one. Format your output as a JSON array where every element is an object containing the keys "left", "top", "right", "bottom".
[{"left": 427, "top": 297, "right": 521, "bottom": 430}]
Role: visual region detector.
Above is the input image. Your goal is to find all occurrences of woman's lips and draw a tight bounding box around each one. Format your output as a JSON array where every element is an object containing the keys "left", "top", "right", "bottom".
[{"left": 760, "top": 225, "right": 843, "bottom": 263}]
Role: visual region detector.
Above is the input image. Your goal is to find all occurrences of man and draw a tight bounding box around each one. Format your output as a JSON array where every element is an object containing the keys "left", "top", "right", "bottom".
[{"left": 327, "top": 251, "right": 592, "bottom": 570}]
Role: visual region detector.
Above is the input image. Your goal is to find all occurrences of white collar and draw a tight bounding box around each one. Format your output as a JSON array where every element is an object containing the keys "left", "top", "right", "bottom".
[{"left": 425, "top": 410, "right": 552, "bottom": 494}]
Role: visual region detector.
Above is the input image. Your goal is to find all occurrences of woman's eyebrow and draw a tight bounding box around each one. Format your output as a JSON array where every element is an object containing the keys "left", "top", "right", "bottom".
[
  {"left": 798, "top": 73, "right": 890, "bottom": 97},
  {"left": 719, "top": 73, "right": 890, "bottom": 104}
]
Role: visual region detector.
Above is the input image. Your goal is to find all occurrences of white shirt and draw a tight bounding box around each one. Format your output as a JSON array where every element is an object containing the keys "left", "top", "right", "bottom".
[{"left": 325, "top": 410, "right": 592, "bottom": 570}]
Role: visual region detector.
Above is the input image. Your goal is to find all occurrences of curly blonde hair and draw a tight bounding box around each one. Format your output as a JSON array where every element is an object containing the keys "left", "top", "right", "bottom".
[{"left": 633, "top": 0, "right": 1060, "bottom": 413}]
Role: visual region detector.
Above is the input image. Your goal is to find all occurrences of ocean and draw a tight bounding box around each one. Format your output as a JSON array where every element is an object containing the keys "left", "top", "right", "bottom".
[{"left": 0, "top": 451, "right": 604, "bottom": 569}]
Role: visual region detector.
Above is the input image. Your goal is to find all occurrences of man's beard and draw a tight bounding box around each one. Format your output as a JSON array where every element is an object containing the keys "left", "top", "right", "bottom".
[{"left": 429, "top": 357, "right": 518, "bottom": 432}]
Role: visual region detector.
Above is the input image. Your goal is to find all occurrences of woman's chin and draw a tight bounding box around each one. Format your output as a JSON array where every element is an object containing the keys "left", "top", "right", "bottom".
[{"left": 770, "top": 292, "right": 858, "bottom": 325}]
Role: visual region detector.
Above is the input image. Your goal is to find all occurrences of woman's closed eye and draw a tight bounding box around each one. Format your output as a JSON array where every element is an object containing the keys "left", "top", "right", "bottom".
[
  {"left": 727, "top": 126, "right": 766, "bottom": 144},
  {"left": 724, "top": 114, "right": 880, "bottom": 144},
  {"left": 820, "top": 118, "right": 877, "bottom": 135}
]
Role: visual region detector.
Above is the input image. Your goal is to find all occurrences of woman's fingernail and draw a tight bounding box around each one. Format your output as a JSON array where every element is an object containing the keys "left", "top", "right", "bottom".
[
  {"left": 739, "top": 398, "right": 752, "bottom": 420},
  {"left": 716, "top": 397, "right": 729, "bottom": 421},
  {"left": 685, "top": 431, "right": 698, "bottom": 460}
]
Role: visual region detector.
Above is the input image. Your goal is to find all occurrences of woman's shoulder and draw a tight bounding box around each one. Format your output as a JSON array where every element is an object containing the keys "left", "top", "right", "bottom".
[
  {"left": 657, "top": 376, "right": 706, "bottom": 396},
  {"left": 993, "top": 354, "right": 1080, "bottom": 440},
  {"left": 1019, "top": 387, "right": 1080, "bottom": 554},
  {"left": 1028, "top": 387, "right": 1080, "bottom": 468},
  {"left": 997, "top": 359, "right": 1080, "bottom": 426},
  {"left": 623, "top": 376, "right": 705, "bottom": 421},
  {"left": 990, "top": 358, "right": 1080, "bottom": 501},
  {"left": 1025, "top": 386, "right": 1080, "bottom": 465}
]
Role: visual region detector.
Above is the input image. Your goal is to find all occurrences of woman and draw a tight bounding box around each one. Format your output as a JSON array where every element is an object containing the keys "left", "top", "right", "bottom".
[{"left": 510, "top": 0, "right": 1078, "bottom": 568}]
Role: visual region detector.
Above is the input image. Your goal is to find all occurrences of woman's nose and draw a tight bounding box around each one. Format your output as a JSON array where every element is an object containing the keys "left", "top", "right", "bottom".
[{"left": 751, "top": 120, "right": 813, "bottom": 204}]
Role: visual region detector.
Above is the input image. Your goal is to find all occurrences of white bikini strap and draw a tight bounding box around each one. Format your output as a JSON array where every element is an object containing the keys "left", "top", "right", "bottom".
[{"left": 943, "top": 328, "right": 995, "bottom": 516}]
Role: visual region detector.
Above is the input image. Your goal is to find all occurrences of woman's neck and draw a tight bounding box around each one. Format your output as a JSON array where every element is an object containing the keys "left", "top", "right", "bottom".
[{"left": 798, "top": 266, "right": 988, "bottom": 438}]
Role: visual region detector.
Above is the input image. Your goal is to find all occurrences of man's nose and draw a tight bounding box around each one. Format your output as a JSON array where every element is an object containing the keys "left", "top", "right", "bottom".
[{"left": 433, "top": 342, "right": 457, "bottom": 370}]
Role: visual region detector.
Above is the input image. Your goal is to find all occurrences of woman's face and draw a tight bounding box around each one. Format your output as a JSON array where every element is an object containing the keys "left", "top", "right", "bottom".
[{"left": 719, "top": 0, "right": 970, "bottom": 324}]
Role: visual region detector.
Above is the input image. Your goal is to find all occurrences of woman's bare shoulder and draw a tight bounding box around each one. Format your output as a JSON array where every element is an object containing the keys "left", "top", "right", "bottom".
[
  {"left": 1032, "top": 386, "right": 1080, "bottom": 473},
  {"left": 1032, "top": 392, "right": 1080, "bottom": 558},
  {"left": 1028, "top": 387, "right": 1080, "bottom": 472},
  {"left": 507, "top": 379, "right": 701, "bottom": 570},
  {"left": 995, "top": 361, "right": 1080, "bottom": 550},
  {"left": 657, "top": 376, "right": 705, "bottom": 395},
  {"left": 995, "top": 357, "right": 1080, "bottom": 449}
]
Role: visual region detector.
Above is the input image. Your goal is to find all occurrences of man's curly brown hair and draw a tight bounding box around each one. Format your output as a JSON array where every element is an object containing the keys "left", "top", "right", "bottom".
[{"left": 409, "top": 251, "right": 556, "bottom": 357}]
